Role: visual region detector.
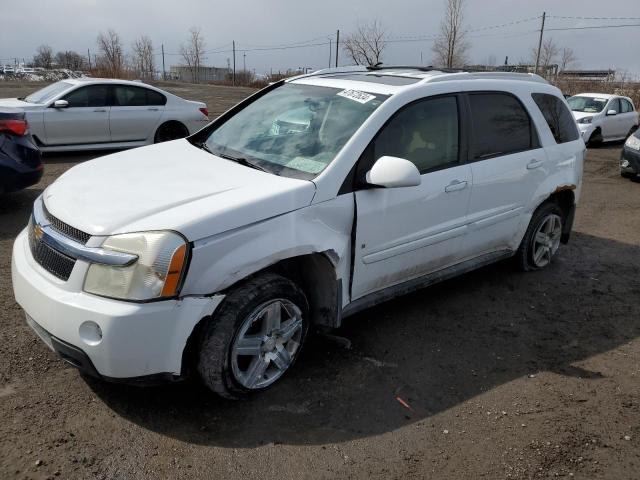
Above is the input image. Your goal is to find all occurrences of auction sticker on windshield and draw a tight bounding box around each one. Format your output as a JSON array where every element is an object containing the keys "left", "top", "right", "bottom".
[{"left": 337, "top": 89, "right": 376, "bottom": 104}]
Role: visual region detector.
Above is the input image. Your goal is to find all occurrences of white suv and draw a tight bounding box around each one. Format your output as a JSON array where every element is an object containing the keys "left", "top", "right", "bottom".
[
  {"left": 12, "top": 67, "right": 585, "bottom": 398},
  {"left": 568, "top": 93, "right": 638, "bottom": 145}
]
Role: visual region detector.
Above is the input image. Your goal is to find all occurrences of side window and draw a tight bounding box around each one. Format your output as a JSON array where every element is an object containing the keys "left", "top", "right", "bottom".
[
  {"left": 63, "top": 85, "right": 109, "bottom": 108},
  {"left": 468, "top": 93, "right": 534, "bottom": 159},
  {"left": 146, "top": 89, "right": 166, "bottom": 106},
  {"left": 608, "top": 98, "right": 621, "bottom": 114},
  {"left": 113, "top": 86, "right": 147, "bottom": 106},
  {"left": 620, "top": 99, "right": 633, "bottom": 113},
  {"left": 374, "top": 96, "right": 459, "bottom": 173},
  {"left": 531, "top": 93, "right": 580, "bottom": 143}
]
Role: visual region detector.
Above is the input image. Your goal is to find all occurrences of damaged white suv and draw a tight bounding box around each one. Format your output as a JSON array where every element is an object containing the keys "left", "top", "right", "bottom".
[{"left": 12, "top": 67, "right": 585, "bottom": 398}]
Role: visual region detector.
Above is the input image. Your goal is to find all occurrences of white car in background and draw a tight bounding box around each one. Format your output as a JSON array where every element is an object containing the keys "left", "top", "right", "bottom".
[
  {"left": 0, "top": 79, "right": 210, "bottom": 152},
  {"left": 567, "top": 93, "right": 638, "bottom": 146}
]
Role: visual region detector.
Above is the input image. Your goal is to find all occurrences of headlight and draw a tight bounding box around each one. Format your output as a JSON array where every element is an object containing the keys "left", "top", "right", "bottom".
[
  {"left": 84, "top": 231, "right": 188, "bottom": 301},
  {"left": 625, "top": 134, "right": 640, "bottom": 151},
  {"left": 577, "top": 116, "right": 593, "bottom": 124}
]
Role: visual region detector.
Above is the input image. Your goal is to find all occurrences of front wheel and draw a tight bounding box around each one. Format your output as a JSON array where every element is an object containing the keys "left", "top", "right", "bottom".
[
  {"left": 516, "top": 203, "right": 564, "bottom": 271},
  {"left": 197, "top": 273, "right": 309, "bottom": 399}
]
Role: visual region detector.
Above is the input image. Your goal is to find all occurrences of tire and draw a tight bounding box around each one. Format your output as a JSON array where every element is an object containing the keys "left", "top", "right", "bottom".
[
  {"left": 154, "top": 121, "right": 189, "bottom": 143},
  {"left": 627, "top": 125, "right": 638, "bottom": 139},
  {"left": 197, "top": 273, "right": 309, "bottom": 399},
  {"left": 621, "top": 171, "right": 635, "bottom": 179},
  {"left": 587, "top": 129, "right": 603, "bottom": 147},
  {"left": 516, "top": 202, "right": 564, "bottom": 272}
]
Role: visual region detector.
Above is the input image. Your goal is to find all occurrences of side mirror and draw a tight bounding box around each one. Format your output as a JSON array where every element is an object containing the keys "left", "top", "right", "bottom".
[
  {"left": 52, "top": 99, "right": 69, "bottom": 109},
  {"left": 606, "top": 109, "right": 617, "bottom": 116},
  {"left": 365, "top": 156, "right": 421, "bottom": 188}
]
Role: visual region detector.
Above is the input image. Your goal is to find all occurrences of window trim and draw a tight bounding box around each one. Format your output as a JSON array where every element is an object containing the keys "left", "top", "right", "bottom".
[
  {"left": 463, "top": 90, "right": 541, "bottom": 163},
  {"left": 354, "top": 93, "right": 467, "bottom": 186}
]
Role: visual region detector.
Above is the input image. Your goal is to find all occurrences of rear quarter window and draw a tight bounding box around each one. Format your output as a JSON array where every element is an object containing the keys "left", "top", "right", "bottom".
[{"left": 531, "top": 93, "right": 580, "bottom": 144}]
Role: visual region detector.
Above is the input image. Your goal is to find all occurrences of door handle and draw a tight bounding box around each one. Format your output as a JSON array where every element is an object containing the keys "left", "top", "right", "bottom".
[
  {"left": 444, "top": 180, "right": 468, "bottom": 193},
  {"left": 93, "top": 108, "right": 107, "bottom": 112},
  {"left": 527, "top": 159, "right": 544, "bottom": 170},
  {"left": 147, "top": 107, "right": 159, "bottom": 111}
]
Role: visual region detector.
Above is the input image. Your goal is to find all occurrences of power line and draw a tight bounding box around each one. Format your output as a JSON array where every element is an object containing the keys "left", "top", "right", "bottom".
[{"left": 546, "top": 23, "right": 640, "bottom": 32}]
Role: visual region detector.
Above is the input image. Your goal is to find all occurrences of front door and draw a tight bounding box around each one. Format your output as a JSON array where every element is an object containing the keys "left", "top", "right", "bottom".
[
  {"left": 351, "top": 95, "right": 472, "bottom": 300},
  {"left": 109, "top": 85, "right": 165, "bottom": 142},
  {"left": 43, "top": 84, "right": 111, "bottom": 145}
]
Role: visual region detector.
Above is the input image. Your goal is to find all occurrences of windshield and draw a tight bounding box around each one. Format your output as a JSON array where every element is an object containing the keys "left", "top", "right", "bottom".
[
  {"left": 203, "top": 83, "right": 387, "bottom": 179},
  {"left": 24, "top": 81, "right": 73, "bottom": 104},
  {"left": 567, "top": 96, "right": 608, "bottom": 113}
]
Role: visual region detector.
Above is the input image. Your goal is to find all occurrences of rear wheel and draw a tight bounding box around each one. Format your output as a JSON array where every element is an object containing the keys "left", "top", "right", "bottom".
[
  {"left": 516, "top": 202, "right": 564, "bottom": 271},
  {"left": 197, "top": 273, "right": 309, "bottom": 399},
  {"left": 154, "top": 121, "right": 189, "bottom": 143}
]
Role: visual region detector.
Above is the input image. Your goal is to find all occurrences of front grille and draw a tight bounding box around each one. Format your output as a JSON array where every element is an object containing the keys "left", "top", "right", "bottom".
[
  {"left": 28, "top": 219, "right": 76, "bottom": 281},
  {"left": 42, "top": 203, "right": 91, "bottom": 245}
]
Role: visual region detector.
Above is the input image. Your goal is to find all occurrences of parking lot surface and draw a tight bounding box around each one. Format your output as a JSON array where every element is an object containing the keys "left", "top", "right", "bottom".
[{"left": 1, "top": 83, "right": 639, "bottom": 479}]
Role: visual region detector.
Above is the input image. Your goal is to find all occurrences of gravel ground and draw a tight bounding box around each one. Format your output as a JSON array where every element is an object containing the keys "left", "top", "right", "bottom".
[{"left": 1, "top": 82, "right": 639, "bottom": 479}]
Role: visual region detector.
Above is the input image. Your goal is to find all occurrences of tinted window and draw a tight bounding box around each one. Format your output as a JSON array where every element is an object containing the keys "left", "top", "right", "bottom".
[
  {"left": 113, "top": 85, "right": 166, "bottom": 106},
  {"left": 469, "top": 93, "right": 533, "bottom": 159},
  {"left": 63, "top": 85, "right": 109, "bottom": 108},
  {"left": 532, "top": 93, "right": 579, "bottom": 144},
  {"left": 374, "top": 96, "right": 459, "bottom": 173}
]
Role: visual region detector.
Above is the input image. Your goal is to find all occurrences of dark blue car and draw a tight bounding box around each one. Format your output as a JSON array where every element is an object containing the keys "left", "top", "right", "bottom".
[{"left": 0, "top": 108, "right": 43, "bottom": 194}]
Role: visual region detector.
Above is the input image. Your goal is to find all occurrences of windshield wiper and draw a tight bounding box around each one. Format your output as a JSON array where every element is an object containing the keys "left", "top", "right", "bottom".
[
  {"left": 195, "top": 141, "right": 269, "bottom": 173},
  {"left": 218, "top": 152, "right": 269, "bottom": 173}
]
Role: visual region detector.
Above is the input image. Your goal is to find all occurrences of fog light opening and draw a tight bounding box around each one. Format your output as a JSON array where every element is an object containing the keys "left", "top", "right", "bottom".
[{"left": 79, "top": 321, "right": 103, "bottom": 346}]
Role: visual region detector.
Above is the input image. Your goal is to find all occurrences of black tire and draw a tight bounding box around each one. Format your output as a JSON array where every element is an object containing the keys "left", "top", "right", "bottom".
[
  {"left": 154, "top": 121, "right": 189, "bottom": 143},
  {"left": 587, "top": 129, "right": 603, "bottom": 147},
  {"left": 627, "top": 125, "right": 638, "bottom": 139},
  {"left": 197, "top": 273, "right": 309, "bottom": 400},
  {"left": 515, "top": 202, "right": 564, "bottom": 272},
  {"left": 621, "top": 171, "right": 635, "bottom": 179}
]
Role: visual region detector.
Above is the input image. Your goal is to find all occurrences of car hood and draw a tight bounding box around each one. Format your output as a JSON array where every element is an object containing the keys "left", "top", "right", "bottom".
[
  {"left": 42, "top": 139, "right": 316, "bottom": 240},
  {"left": 0, "top": 98, "right": 40, "bottom": 110},
  {"left": 572, "top": 111, "right": 598, "bottom": 121}
]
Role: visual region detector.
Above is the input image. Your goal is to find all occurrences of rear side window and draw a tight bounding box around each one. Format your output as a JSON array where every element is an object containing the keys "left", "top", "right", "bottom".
[
  {"left": 608, "top": 98, "right": 621, "bottom": 114},
  {"left": 468, "top": 93, "right": 534, "bottom": 159},
  {"left": 532, "top": 93, "right": 580, "bottom": 144},
  {"left": 112, "top": 85, "right": 166, "bottom": 106}
]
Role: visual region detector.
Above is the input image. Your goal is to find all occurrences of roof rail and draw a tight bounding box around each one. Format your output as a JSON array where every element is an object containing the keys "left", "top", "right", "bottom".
[{"left": 425, "top": 71, "right": 549, "bottom": 84}]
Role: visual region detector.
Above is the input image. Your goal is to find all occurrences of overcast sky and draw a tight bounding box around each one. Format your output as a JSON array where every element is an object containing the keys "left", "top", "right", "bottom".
[{"left": 1, "top": 0, "right": 638, "bottom": 75}]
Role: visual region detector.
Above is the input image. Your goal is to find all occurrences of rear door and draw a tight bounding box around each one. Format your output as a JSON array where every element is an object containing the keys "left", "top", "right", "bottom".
[
  {"left": 602, "top": 98, "right": 624, "bottom": 139},
  {"left": 42, "top": 85, "right": 110, "bottom": 145},
  {"left": 109, "top": 85, "right": 165, "bottom": 142},
  {"left": 619, "top": 98, "right": 638, "bottom": 135},
  {"left": 351, "top": 94, "right": 472, "bottom": 299},
  {"left": 461, "top": 91, "right": 545, "bottom": 258}
]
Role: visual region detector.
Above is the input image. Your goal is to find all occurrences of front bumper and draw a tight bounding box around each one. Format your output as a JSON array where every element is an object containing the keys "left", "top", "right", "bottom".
[
  {"left": 621, "top": 146, "right": 640, "bottom": 175},
  {"left": 12, "top": 229, "right": 224, "bottom": 380}
]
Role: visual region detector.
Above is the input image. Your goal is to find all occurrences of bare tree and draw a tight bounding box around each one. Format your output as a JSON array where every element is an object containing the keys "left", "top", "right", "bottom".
[
  {"left": 97, "top": 30, "right": 124, "bottom": 78},
  {"left": 33, "top": 45, "right": 54, "bottom": 69},
  {"left": 559, "top": 47, "right": 577, "bottom": 72},
  {"left": 432, "top": 0, "right": 469, "bottom": 68},
  {"left": 180, "top": 27, "right": 205, "bottom": 83},
  {"left": 132, "top": 35, "right": 155, "bottom": 80},
  {"left": 342, "top": 20, "right": 386, "bottom": 67},
  {"left": 55, "top": 51, "right": 85, "bottom": 71},
  {"left": 531, "top": 37, "right": 559, "bottom": 75}
]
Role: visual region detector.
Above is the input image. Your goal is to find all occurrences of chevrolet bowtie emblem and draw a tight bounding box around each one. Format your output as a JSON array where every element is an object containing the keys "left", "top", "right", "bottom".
[{"left": 33, "top": 224, "right": 44, "bottom": 241}]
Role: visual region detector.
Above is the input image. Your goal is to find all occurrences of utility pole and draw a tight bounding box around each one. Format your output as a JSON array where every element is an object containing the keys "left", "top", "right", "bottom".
[
  {"left": 161, "top": 44, "right": 166, "bottom": 80},
  {"left": 534, "top": 12, "right": 546, "bottom": 74},
  {"left": 335, "top": 30, "right": 339, "bottom": 68},
  {"left": 87, "top": 49, "right": 92, "bottom": 70},
  {"left": 232, "top": 40, "right": 236, "bottom": 86},
  {"left": 328, "top": 39, "right": 332, "bottom": 68},
  {"left": 243, "top": 52, "right": 246, "bottom": 72}
]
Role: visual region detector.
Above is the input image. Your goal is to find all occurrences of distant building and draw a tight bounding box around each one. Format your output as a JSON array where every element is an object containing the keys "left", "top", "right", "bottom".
[
  {"left": 559, "top": 70, "right": 616, "bottom": 82},
  {"left": 169, "top": 65, "right": 229, "bottom": 83}
]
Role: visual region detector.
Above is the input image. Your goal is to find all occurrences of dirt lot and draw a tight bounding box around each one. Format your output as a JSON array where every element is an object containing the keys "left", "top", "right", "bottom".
[{"left": 1, "top": 82, "right": 639, "bottom": 480}]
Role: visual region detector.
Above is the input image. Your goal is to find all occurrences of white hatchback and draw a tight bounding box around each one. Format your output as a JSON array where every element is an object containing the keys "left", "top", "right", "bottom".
[
  {"left": 13, "top": 67, "right": 585, "bottom": 398},
  {"left": 0, "top": 79, "right": 210, "bottom": 152},
  {"left": 568, "top": 93, "right": 638, "bottom": 145}
]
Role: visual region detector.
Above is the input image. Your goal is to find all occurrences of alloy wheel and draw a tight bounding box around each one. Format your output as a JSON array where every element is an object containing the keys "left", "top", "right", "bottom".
[{"left": 532, "top": 213, "right": 562, "bottom": 268}]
